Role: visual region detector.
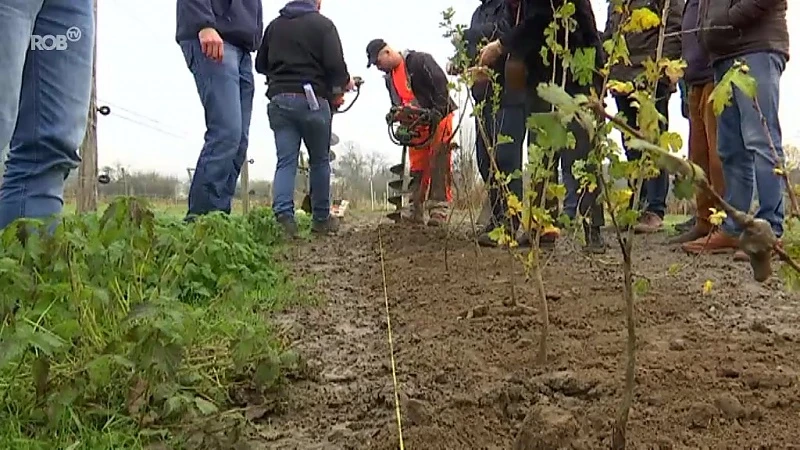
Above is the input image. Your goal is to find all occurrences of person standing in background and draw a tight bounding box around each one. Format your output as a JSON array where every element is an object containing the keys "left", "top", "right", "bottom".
[
  {"left": 176, "top": 0, "right": 263, "bottom": 221},
  {"left": 256, "top": 0, "right": 353, "bottom": 237},
  {"left": 368, "top": 39, "right": 458, "bottom": 226},
  {"left": 683, "top": 0, "right": 789, "bottom": 258},
  {"left": 478, "top": 0, "right": 607, "bottom": 252},
  {"left": 0, "top": 0, "right": 94, "bottom": 229},
  {"left": 459, "top": 0, "right": 511, "bottom": 237},
  {"left": 669, "top": 0, "right": 725, "bottom": 245},
  {"left": 602, "top": 0, "right": 684, "bottom": 234}
]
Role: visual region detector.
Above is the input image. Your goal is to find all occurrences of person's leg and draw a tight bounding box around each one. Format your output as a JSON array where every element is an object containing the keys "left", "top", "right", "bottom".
[
  {"left": 671, "top": 83, "right": 715, "bottom": 243},
  {"left": 180, "top": 40, "right": 244, "bottom": 217},
  {"left": 561, "top": 119, "right": 605, "bottom": 251},
  {"left": 0, "top": 0, "right": 93, "bottom": 229},
  {"left": 475, "top": 102, "right": 492, "bottom": 184},
  {"left": 700, "top": 83, "right": 725, "bottom": 205},
  {"left": 683, "top": 59, "right": 750, "bottom": 253},
  {"left": 267, "top": 94, "right": 304, "bottom": 234},
  {"left": 561, "top": 152, "right": 578, "bottom": 220},
  {"left": 0, "top": 0, "right": 39, "bottom": 151},
  {"left": 427, "top": 114, "right": 454, "bottom": 226},
  {"left": 738, "top": 52, "right": 786, "bottom": 237},
  {"left": 477, "top": 98, "right": 525, "bottom": 246},
  {"left": 642, "top": 82, "right": 671, "bottom": 220},
  {"left": 228, "top": 51, "right": 254, "bottom": 201},
  {"left": 474, "top": 103, "right": 494, "bottom": 230},
  {"left": 614, "top": 94, "right": 647, "bottom": 211},
  {"left": 301, "top": 98, "right": 335, "bottom": 227}
]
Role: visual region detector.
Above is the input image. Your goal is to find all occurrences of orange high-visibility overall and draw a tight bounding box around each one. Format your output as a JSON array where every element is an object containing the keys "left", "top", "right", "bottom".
[{"left": 390, "top": 59, "right": 453, "bottom": 202}]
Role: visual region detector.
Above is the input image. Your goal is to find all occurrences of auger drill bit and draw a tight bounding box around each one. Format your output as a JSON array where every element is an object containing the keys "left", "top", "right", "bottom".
[{"left": 387, "top": 146, "right": 411, "bottom": 222}]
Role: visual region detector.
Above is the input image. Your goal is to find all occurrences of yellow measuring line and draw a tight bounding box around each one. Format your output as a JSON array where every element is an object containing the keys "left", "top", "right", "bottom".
[{"left": 376, "top": 222, "right": 405, "bottom": 449}]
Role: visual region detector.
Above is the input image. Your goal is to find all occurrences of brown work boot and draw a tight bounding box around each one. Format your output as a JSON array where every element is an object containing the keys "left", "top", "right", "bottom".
[
  {"left": 426, "top": 201, "right": 450, "bottom": 227},
  {"left": 668, "top": 224, "right": 711, "bottom": 244},
  {"left": 681, "top": 230, "right": 738, "bottom": 254},
  {"left": 633, "top": 211, "right": 663, "bottom": 234},
  {"left": 400, "top": 202, "right": 425, "bottom": 224}
]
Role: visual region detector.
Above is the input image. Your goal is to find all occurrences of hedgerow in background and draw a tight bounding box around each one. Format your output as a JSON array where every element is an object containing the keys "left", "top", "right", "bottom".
[{"left": 0, "top": 197, "right": 305, "bottom": 448}]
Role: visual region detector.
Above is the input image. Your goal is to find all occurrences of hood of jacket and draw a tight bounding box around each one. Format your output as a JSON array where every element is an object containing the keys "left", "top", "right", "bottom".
[{"left": 280, "top": 0, "right": 317, "bottom": 18}]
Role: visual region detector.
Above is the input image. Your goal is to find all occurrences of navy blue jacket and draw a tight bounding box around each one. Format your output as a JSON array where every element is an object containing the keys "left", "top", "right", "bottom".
[
  {"left": 464, "top": 0, "right": 509, "bottom": 101},
  {"left": 681, "top": 0, "right": 713, "bottom": 86},
  {"left": 176, "top": 0, "right": 263, "bottom": 52}
]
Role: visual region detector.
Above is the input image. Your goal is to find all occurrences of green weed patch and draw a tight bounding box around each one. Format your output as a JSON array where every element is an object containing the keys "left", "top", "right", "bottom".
[{"left": 0, "top": 197, "right": 304, "bottom": 448}]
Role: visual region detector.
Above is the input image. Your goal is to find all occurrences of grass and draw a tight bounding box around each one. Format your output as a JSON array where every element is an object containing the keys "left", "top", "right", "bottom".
[{"left": 0, "top": 197, "right": 309, "bottom": 449}]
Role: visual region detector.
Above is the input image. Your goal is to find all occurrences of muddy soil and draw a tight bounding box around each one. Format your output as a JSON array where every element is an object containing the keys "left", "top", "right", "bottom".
[{"left": 254, "top": 212, "right": 800, "bottom": 449}]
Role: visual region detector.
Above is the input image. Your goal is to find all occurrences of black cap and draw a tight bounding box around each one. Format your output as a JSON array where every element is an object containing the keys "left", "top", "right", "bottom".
[{"left": 366, "top": 38, "right": 387, "bottom": 68}]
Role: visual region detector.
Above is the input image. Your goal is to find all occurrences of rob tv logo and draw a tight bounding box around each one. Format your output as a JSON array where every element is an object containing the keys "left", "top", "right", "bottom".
[{"left": 30, "top": 26, "right": 82, "bottom": 51}]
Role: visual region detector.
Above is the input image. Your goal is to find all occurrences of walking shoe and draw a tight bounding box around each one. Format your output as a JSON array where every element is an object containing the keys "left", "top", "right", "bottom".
[
  {"left": 514, "top": 225, "right": 559, "bottom": 248},
  {"left": 633, "top": 211, "right": 664, "bottom": 234},
  {"left": 276, "top": 214, "right": 300, "bottom": 239},
  {"left": 583, "top": 224, "right": 606, "bottom": 254},
  {"left": 667, "top": 225, "right": 711, "bottom": 245},
  {"left": 426, "top": 201, "right": 450, "bottom": 227},
  {"left": 674, "top": 216, "right": 696, "bottom": 233},
  {"left": 311, "top": 215, "right": 340, "bottom": 235},
  {"left": 681, "top": 230, "right": 738, "bottom": 254}
]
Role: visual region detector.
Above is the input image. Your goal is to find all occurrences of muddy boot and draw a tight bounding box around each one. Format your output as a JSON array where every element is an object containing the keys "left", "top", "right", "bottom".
[
  {"left": 583, "top": 223, "right": 606, "bottom": 254},
  {"left": 536, "top": 225, "right": 561, "bottom": 249},
  {"left": 633, "top": 211, "right": 664, "bottom": 234},
  {"left": 311, "top": 215, "right": 339, "bottom": 235},
  {"left": 276, "top": 214, "right": 300, "bottom": 239},
  {"left": 668, "top": 224, "right": 711, "bottom": 245},
  {"left": 400, "top": 201, "right": 425, "bottom": 224},
  {"left": 426, "top": 201, "right": 449, "bottom": 227}
]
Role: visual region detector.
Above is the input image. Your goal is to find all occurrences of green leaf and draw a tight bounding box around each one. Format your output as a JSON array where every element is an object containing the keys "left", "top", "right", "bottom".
[
  {"left": 496, "top": 133, "right": 514, "bottom": 145},
  {"left": 571, "top": 47, "right": 596, "bottom": 87},
  {"left": 32, "top": 355, "right": 49, "bottom": 400},
  {"left": 26, "top": 329, "right": 65, "bottom": 356},
  {"left": 546, "top": 183, "right": 567, "bottom": 201},
  {"left": 194, "top": 397, "right": 218, "bottom": 415},
  {"left": 633, "top": 278, "right": 650, "bottom": 296},
  {"left": 254, "top": 355, "right": 281, "bottom": 387},
  {"left": 729, "top": 66, "right": 757, "bottom": 99},
  {"left": 672, "top": 177, "right": 696, "bottom": 200},
  {"left": 527, "top": 112, "right": 573, "bottom": 151}
]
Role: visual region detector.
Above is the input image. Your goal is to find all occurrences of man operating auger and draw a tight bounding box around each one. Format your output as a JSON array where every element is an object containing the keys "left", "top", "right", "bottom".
[{"left": 367, "top": 39, "right": 458, "bottom": 226}]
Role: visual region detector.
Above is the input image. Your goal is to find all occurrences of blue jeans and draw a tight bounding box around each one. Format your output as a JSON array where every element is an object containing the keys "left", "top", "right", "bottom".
[
  {"left": 0, "top": 0, "right": 94, "bottom": 229},
  {"left": 615, "top": 82, "right": 672, "bottom": 218},
  {"left": 715, "top": 52, "right": 786, "bottom": 237},
  {"left": 179, "top": 40, "right": 254, "bottom": 216},
  {"left": 474, "top": 100, "right": 493, "bottom": 184},
  {"left": 268, "top": 94, "right": 333, "bottom": 222}
]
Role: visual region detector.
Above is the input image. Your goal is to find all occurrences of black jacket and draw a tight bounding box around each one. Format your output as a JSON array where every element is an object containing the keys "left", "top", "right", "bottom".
[
  {"left": 176, "top": 0, "right": 263, "bottom": 52},
  {"left": 602, "top": 0, "right": 684, "bottom": 83},
  {"left": 255, "top": 1, "right": 349, "bottom": 100},
  {"left": 699, "top": 0, "right": 789, "bottom": 63},
  {"left": 682, "top": 0, "right": 713, "bottom": 86},
  {"left": 464, "top": 0, "right": 509, "bottom": 101},
  {"left": 499, "top": 0, "right": 606, "bottom": 94},
  {"left": 384, "top": 51, "right": 458, "bottom": 118}
]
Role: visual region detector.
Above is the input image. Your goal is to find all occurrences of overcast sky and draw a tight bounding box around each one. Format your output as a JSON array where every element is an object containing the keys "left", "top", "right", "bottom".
[{"left": 96, "top": 0, "right": 799, "bottom": 181}]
